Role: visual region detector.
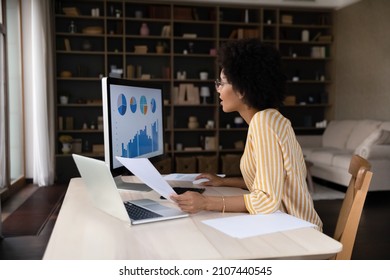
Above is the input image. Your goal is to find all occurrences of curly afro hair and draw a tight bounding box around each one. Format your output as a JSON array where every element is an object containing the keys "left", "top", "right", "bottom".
[{"left": 218, "top": 38, "right": 286, "bottom": 110}]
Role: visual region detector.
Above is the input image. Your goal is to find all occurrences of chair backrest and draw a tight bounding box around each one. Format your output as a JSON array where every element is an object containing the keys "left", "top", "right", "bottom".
[{"left": 333, "top": 154, "right": 373, "bottom": 260}]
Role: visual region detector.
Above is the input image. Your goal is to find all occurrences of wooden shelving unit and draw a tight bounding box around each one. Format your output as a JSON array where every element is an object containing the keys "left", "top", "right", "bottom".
[{"left": 53, "top": 0, "right": 333, "bottom": 182}]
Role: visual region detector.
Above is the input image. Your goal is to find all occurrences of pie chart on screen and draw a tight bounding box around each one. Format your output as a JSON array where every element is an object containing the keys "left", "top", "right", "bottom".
[
  {"left": 140, "top": 96, "right": 148, "bottom": 115},
  {"left": 130, "top": 96, "right": 137, "bottom": 113},
  {"left": 117, "top": 94, "right": 127, "bottom": 115},
  {"left": 150, "top": 98, "right": 156, "bottom": 113}
]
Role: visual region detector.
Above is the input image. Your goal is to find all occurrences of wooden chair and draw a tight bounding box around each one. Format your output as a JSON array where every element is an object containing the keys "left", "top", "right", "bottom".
[{"left": 332, "top": 155, "right": 373, "bottom": 260}]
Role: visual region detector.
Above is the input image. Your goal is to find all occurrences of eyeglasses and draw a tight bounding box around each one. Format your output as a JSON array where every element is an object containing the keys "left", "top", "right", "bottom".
[{"left": 215, "top": 79, "right": 229, "bottom": 90}]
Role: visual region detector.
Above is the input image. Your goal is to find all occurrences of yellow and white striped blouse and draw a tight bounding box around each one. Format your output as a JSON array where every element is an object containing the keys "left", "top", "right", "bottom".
[{"left": 241, "top": 109, "right": 323, "bottom": 230}]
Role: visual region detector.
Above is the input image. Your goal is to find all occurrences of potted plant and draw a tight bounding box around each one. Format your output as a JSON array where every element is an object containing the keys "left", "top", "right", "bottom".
[{"left": 59, "top": 135, "right": 73, "bottom": 154}]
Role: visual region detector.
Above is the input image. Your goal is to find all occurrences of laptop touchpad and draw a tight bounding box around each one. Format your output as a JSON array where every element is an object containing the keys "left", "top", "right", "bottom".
[{"left": 146, "top": 204, "right": 171, "bottom": 211}]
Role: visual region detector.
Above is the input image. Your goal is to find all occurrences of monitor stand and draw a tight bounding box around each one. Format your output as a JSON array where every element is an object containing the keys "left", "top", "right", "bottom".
[{"left": 114, "top": 176, "right": 152, "bottom": 192}]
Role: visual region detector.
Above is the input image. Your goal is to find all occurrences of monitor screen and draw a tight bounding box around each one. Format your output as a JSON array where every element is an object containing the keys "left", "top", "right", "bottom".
[{"left": 102, "top": 77, "right": 164, "bottom": 176}]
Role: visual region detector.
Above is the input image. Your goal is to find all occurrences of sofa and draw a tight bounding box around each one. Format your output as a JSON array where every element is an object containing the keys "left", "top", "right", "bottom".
[{"left": 301, "top": 120, "right": 390, "bottom": 191}]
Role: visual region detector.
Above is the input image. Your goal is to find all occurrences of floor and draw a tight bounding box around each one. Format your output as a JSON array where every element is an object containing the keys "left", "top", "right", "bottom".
[
  {"left": 315, "top": 190, "right": 390, "bottom": 259},
  {"left": 1, "top": 182, "right": 390, "bottom": 260},
  {"left": 0, "top": 184, "right": 63, "bottom": 260}
]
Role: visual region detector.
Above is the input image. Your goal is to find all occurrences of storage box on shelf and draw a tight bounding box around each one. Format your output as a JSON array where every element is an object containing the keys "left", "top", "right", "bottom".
[{"left": 53, "top": 1, "right": 334, "bottom": 181}]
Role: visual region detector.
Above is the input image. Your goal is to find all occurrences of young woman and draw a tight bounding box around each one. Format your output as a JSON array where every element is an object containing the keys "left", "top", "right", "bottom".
[{"left": 171, "top": 38, "right": 322, "bottom": 230}]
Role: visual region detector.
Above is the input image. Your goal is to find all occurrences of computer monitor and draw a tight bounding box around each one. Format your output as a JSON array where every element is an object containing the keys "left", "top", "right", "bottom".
[{"left": 102, "top": 77, "right": 164, "bottom": 178}]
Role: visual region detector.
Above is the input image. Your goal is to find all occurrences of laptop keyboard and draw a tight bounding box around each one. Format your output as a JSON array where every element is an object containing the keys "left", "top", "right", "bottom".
[{"left": 124, "top": 202, "right": 162, "bottom": 221}]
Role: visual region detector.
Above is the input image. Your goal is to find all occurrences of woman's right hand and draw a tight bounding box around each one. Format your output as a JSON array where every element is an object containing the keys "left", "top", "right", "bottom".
[{"left": 194, "top": 173, "right": 225, "bottom": 187}]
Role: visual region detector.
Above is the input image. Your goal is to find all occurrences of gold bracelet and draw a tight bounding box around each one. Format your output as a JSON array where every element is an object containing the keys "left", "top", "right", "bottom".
[{"left": 221, "top": 196, "right": 226, "bottom": 213}]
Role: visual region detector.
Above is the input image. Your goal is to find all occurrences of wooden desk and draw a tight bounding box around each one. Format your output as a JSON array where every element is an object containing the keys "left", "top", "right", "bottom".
[{"left": 43, "top": 178, "right": 342, "bottom": 260}]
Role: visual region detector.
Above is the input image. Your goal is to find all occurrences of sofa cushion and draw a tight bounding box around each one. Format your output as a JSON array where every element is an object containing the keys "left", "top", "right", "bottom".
[
  {"left": 345, "top": 120, "right": 382, "bottom": 151},
  {"left": 322, "top": 120, "right": 357, "bottom": 149},
  {"left": 332, "top": 153, "right": 353, "bottom": 169},
  {"left": 302, "top": 147, "right": 323, "bottom": 159},
  {"left": 306, "top": 148, "right": 345, "bottom": 166}
]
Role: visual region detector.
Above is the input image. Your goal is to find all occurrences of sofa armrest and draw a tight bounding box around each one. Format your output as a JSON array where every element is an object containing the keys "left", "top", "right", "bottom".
[{"left": 355, "top": 144, "right": 390, "bottom": 159}]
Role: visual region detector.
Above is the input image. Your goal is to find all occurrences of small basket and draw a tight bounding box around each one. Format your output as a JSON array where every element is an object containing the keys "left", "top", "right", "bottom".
[
  {"left": 134, "top": 45, "right": 148, "bottom": 54},
  {"left": 62, "top": 7, "right": 80, "bottom": 16},
  {"left": 82, "top": 26, "right": 103, "bottom": 35}
]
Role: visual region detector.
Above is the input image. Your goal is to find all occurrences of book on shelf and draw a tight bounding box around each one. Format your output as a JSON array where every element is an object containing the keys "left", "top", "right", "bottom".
[
  {"left": 149, "top": 6, "right": 170, "bottom": 19},
  {"left": 182, "top": 33, "right": 197, "bottom": 38},
  {"left": 92, "top": 144, "right": 104, "bottom": 154},
  {"left": 228, "top": 29, "right": 238, "bottom": 39},
  {"left": 281, "top": 15, "right": 293, "bottom": 24},
  {"left": 192, "top": 8, "right": 199, "bottom": 20},
  {"left": 174, "top": 84, "right": 200, "bottom": 105},
  {"left": 318, "top": 35, "right": 332, "bottom": 42},
  {"left": 284, "top": 96, "right": 296, "bottom": 106},
  {"left": 58, "top": 116, "right": 63, "bottom": 130},
  {"left": 311, "top": 46, "right": 326, "bottom": 58},
  {"left": 204, "top": 136, "right": 216, "bottom": 150},
  {"left": 174, "top": 7, "right": 193, "bottom": 20},
  {"left": 311, "top": 32, "right": 332, "bottom": 42},
  {"left": 230, "top": 28, "right": 260, "bottom": 39},
  {"left": 72, "top": 139, "right": 82, "bottom": 153},
  {"left": 311, "top": 32, "right": 322, "bottom": 42},
  {"left": 64, "top": 38, "right": 71, "bottom": 51},
  {"left": 184, "top": 147, "right": 203, "bottom": 151},
  {"left": 65, "top": 117, "right": 73, "bottom": 130}
]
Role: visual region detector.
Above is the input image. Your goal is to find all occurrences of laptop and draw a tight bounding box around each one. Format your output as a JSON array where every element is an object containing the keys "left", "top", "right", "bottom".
[{"left": 72, "top": 154, "right": 189, "bottom": 225}]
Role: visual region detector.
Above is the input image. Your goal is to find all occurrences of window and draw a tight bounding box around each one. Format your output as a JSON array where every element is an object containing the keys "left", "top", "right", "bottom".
[
  {"left": 6, "top": 0, "right": 24, "bottom": 186},
  {"left": 0, "top": 0, "right": 7, "bottom": 188},
  {"left": 0, "top": 0, "right": 25, "bottom": 190}
]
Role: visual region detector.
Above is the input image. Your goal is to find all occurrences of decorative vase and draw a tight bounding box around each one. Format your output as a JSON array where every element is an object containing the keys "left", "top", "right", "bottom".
[
  {"left": 188, "top": 116, "right": 199, "bottom": 129},
  {"left": 234, "top": 117, "right": 244, "bottom": 128},
  {"left": 301, "top": 29, "right": 309, "bottom": 42},
  {"left": 62, "top": 143, "right": 72, "bottom": 154},
  {"left": 140, "top": 23, "right": 149, "bottom": 36},
  {"left": 199, "top": 72, "right": 208, "bottom": 80}
]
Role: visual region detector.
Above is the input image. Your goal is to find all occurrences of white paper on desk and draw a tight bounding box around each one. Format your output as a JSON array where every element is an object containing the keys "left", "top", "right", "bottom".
[
  {"left": 163, "top": 173, "right": 201, "bottom": 181},
  {"left": 163, "top": 173, "right": 226, "bottom": 181},
  {"left": 202, "top": 211, "right": 316, "bottom": 239},
  {"left": 116, "top": 157, "right": 176, "bottom": 201}
]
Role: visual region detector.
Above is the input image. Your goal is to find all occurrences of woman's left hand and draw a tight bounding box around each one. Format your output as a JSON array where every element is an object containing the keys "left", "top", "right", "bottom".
[{"left": 171, "top": 192, "right": 207, "bottom": 214}]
